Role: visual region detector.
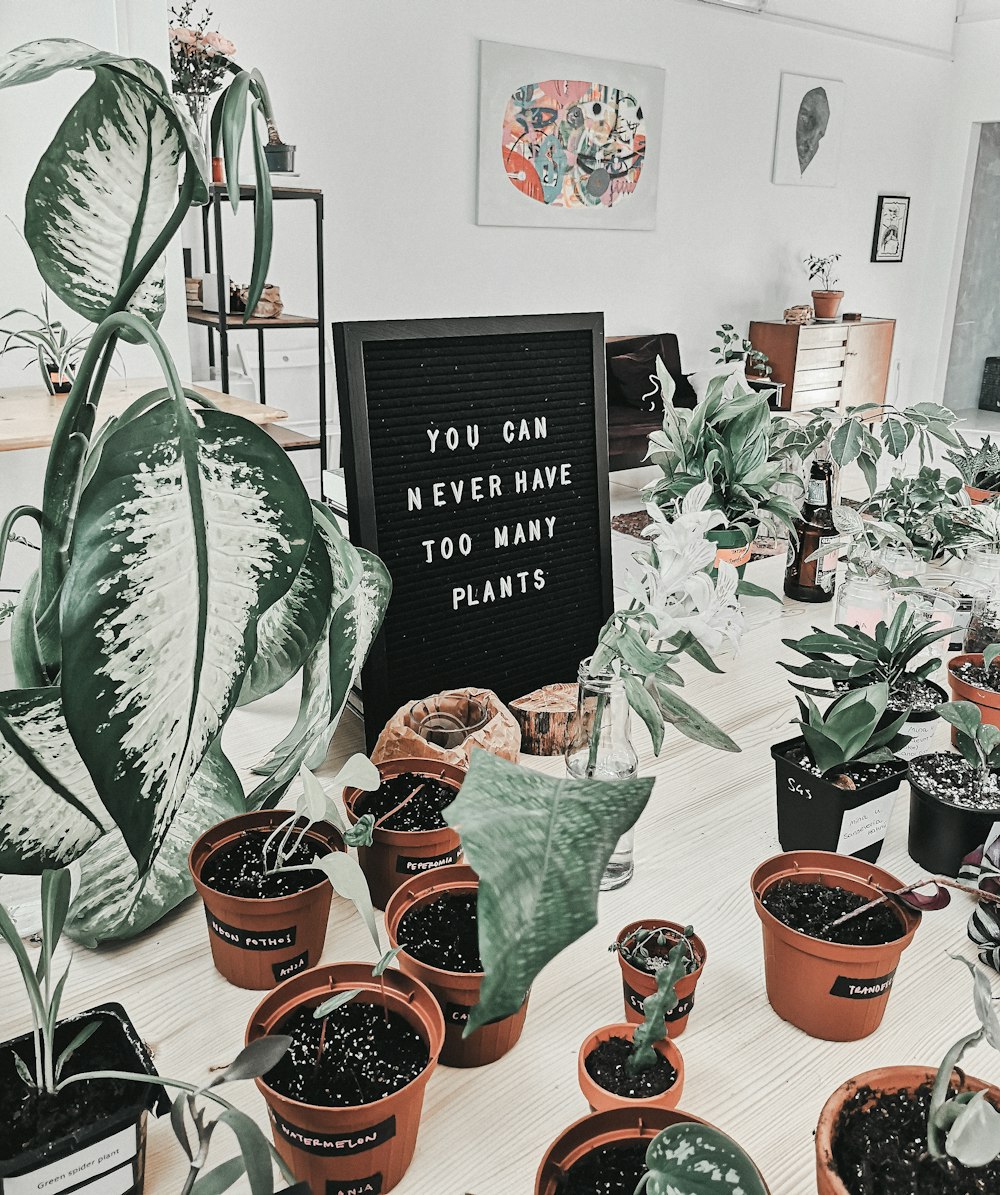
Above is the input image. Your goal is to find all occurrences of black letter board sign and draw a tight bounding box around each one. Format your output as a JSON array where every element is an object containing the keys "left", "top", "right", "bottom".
[{"left": 333, "top": 313, "right": 613, "bottom": 750}]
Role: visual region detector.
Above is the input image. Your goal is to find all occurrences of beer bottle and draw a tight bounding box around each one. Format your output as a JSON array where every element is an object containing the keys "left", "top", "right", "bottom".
[{"left": 784, "top": 458, "right": 838, "bottom": 602}]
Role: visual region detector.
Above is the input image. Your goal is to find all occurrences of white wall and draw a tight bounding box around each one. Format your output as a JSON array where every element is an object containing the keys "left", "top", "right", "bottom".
[{"left": 205, "top": 0, "right": 954, "bottom": 429}]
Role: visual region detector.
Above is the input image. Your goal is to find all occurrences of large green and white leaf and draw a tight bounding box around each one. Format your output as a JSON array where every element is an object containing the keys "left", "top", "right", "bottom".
[
  {"left": 60, "top": 398, "right": 311, "bottom": 872},
  {"left": 444, "top": 752, "right": 654, "bottom": 1032},
  {"left": 238, "top": 527, "right": 333, "bottom": 706},
  {"left": 0, "top": 688, "right": 107, "bottom": 872},
  {"left": 643, "top": 1123, "right": 768, "bottom": 1195},
  {"left": 64, "top": 740, "right": 244, "bottom": 945},
  {"left": 9, "top": 569, "right": 49, "bottom": 688},
  {"left": 0, "top": 41, "right": 205, "bottom": 336}
]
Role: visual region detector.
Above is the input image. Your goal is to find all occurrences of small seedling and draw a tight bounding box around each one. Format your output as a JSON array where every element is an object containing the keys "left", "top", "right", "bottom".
[
  {"left": 612, "top": 925, "right": 697, "bottom": 976},
  {"left": 927, "top": 956, "right": 1000, "bottom": 1167},
  {"left": 936, "top": 701, "right": 1000, "bottom": 800},
  {"left": 636, "top": 1121, "right": 767, "bottom": 1195},
  {"left": 626, "top": 932, "right": 692, "bottom": 1076},
  {"left": 794, "top": 681, "right": 909, "bottom": 779}
]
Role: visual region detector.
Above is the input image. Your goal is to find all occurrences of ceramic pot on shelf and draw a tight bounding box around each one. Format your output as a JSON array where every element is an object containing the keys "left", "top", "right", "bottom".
[{"left": 812, "top": 290, "right": 845, "bottom": 320}]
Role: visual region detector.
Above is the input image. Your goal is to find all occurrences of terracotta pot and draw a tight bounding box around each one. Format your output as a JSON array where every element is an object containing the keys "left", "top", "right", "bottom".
[
  {"left": 907, "top": 756, "right": 1000, "bottom": 877},
  {"left": 965, "top": 482, "right": 1000, "bottom": 504},
  {"left": 751, "top": 851, "right": 920, "bottom": 1041},
  {"left": 384, "top": 863, "right": 529, "bottom": 1068},
  {"left": 812, "top": 290, "right": 844, "bottom": 320},
  {"left": 949, "top": 653, "right": 1000, "bottom": 731},
  {"left": 535, "top": 1106, "right": 771, "bottom": 1195},
  {"left": 771, "top": 736, "right": 906, "bottom": 863},
  {"left": 706, "top": 528, "right": 751, "bottom": 577},
  {"left": 345, "top": 757, "right": 465, "bottom": 910},
  {"left": 814, "top": 1066, "right": 1000, "bottom": 1195},
  {"left": 577, "top": 1024, "right": 684, "bottom": 1113},
  {"left": 0, "top": 1003, "right": 167, "bottom": 1195},
  {"left": 247, "top": 963, "right": 445, "bottom": 1195},
  {"left": 614, "top": 920, "right": 707, "bottom": 1033},
  {"left": 190, "top": 811, "right": 345, "bottom": 990}
]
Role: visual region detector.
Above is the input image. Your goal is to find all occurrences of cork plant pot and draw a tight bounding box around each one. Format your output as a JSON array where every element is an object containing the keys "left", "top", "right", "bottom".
[
  {"left": 345, "top": 757, "right": 466, "bottom": 909},
  {"left": 948, "top": 653, "right": 1000, "bottom": 731},
  {"left": 814, "top": 1066, "right": 1000, "bottom": 1195},
  {"left": 751, "top": 851, "right": 921, "bottom": 1042},
  {"left": 246, "top": 962, "right": 445, "bottom": 1195},
  {"left": 614, "top": 919, "right": 706, "bottom": 1034},
  {"left": 384, "top": 863, "right": 529, "bottom": 1068},
  {"left": 577, "top": 1024, "right": 684, "bottom": 1113},
  {"left": 189, "top": 811, "right": 345, "bottom": 990}
]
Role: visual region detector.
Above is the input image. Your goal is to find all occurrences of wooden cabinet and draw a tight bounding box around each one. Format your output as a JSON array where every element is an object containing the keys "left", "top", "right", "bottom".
[{"left": 749, "top": 317, "right": 895, "bottom": 412}]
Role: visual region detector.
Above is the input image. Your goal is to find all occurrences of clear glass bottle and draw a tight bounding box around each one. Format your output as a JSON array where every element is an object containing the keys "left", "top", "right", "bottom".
[
  {"left": 565, "top": 658, "right": 640, "bottom": 891},
  {"left": 834, "top": 575, "right": 891, "bottom": 636}
]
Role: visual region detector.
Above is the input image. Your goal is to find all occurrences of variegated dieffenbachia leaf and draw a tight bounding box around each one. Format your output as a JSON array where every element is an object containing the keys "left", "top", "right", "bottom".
[
  {"left": 64, "top": 741, "right": 244, "bottom": 945},
  {"left": 60, "top": 397, "right": 312, "bottom": 872},
  {"left": 0, "top": 40, "right": 206, "bottom": 339},
  {"left": 0, "top": 688, "right": 108, "bottom": 872}
]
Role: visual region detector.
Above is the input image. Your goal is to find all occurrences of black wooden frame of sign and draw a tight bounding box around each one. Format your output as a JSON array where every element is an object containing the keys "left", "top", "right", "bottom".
[{"left": 333, "top": 312, "right": 614, "bottom": 750}]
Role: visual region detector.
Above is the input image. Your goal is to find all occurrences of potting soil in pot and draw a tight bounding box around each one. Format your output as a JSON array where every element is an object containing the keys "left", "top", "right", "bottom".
[
  {"left": 784, "top": 745, "right": 898, "bottom": 787},
  {"left": 0, "top": 1015, "right": 147, "bottom": 1157},
  {"left": 584, "top": 1036, "right": 677, "bottom": 1098},
  {"left": 355, "top": 772, "right": 456, "bottom": 831},
  {"left": 951, "top": 660, "right": 1000, "bottom": 695},
  {"left": 200, "top": 829, "right": 332, "bottom": 899},
  {"left": 619, "top": 929, "right": 699, "bottom": 977},
  {"left": 762, "top": 881, "right": 903, "bottom": 945},
  {"left": 832, "top": 1081, "right": 1000, "bottom": 1194},
  {"left": 264, "top": 1002, "right": 429, "bottom": 1105},
  {"left": 556, "top": 1142, "right": 648, "bottom": 1195},
  {"left": 910, "top": 752, "right": 1000, "bottom": 811},
  {"left": 397, "top": 892, "right": 482, "bottom": 971},
  {"left": 887, "top": 676, "right": 943, "bottom": 714}
]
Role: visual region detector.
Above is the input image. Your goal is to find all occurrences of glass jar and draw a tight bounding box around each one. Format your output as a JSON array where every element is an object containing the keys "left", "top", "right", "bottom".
[
  {"left": 965, "top": 592, "right": 1000, "bottom": 656},
  {"left": 891, "top": 588, "right": 962, "bottom": 670},
  {"left": 833, "top": 575, "right": 892, "bottom": 636},
  {"left": 967, "top": 547, "right": 1000, "bottom": 591},
  {"left": 565, "top": 658, "right": 640, "bottom": 891},
  {"left": 916, "top": 573, "right": 991, "bottom": 652},
  {"left": 408, "top": 692, "right": 490, "bottom": 749},
  {"left": 880, "top": 547, "right": 925, "bottom": 582}
]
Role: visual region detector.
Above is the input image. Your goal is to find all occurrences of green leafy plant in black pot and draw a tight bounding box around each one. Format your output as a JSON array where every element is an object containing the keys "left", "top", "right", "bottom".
[
  {"left": 772, "top": 681, "right": 910, "bottom": 862},
  {"left": 908, "top": 700, "right": 1000, "bottom": 876},
  {"left": 781, "top": 602, "right": 953, "bottom": 761}
]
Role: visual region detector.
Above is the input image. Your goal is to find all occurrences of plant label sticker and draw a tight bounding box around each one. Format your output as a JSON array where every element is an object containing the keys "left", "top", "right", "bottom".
[
  {"left": 206, "top": 911, "right": 296, "bottom": 951},
  {"left": 271, "top": 1112, "right": 396, "bottom": 1156},
  {"left": 395, "top": 846, "right": 463, "bottom": 875},
  {"left": 2, "top": 1125, "right": 138, "bottom": 1195},
  {"left": 835, "top": 793, "right": 896, "bottom": 856},
  {"left": 830, "top": 970, "right": 896, "bottom": 999},
  {"left": 326, "top": 1177, "right": 383, "bottom": 1195},
  {"left": 896, "top": 719, "right": 937, "bottom": 762},
  {"left": 622, "top": 982, "right": 693, "bottom": 1021},
  {"left": 272, "top": 950, "right": 310, "bottom": 983},
  {"left": 444, "top": 1001, "right": 473, "bottom": 1026}
]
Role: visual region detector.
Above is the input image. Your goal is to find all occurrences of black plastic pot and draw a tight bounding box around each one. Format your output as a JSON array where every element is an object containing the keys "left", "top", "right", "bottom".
[
  {"left": 907, "top": 757, "right": 1000, "bottom": 876},
  {"left": 885, "top": 679, "right": 947, "bottom": 764},
  {"left": 772, "top": 736, "right": 907, "bottom": 863},
  {"left": 264, "top": 141, "right": 295, "bottom": 172},
  {"left": 0, "top": 1003, "right": 166, "bottom": 1195}
]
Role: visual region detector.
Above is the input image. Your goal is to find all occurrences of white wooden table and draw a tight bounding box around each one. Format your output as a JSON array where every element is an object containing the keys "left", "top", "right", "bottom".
[{"left": 0, "top": 553, "right": 992, "bottom": 1195}]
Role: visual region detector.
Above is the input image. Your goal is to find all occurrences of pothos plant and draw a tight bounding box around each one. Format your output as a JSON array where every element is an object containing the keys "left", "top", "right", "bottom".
[{"left": 0, "top": 41, "right": 391, "bottom": 945}]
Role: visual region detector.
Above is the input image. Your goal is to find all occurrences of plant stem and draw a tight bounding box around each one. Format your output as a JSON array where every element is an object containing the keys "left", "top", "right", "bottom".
[
  {"left": 585, "top": 693, "right": 608, "bottom": 778},
  {"left": 824, "top": 878, "right": 1000, "bottom": 931}
]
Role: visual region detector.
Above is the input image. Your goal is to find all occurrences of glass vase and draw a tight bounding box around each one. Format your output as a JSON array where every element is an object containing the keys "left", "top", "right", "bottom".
[
  {"left": 834, "top": 575, "right": 891, "bottom": 636},
  {"left": 565, "top": 658, "right": 640, "bottom": 892},
  {"left": 965, "top": 592, "right": 1000, "bottom": 656}
]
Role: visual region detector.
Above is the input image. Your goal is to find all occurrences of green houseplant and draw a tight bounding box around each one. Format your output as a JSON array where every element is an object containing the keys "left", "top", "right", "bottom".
[
  {"left": 805, "top": 252, "right": 843, "bottom": 319},
  {"left": 947, "top": 433, "right": 1000, "bottom": 501},
  {"left": 0, "top": 40, "right": 390, "bottom": 945},
  {"left": 0, "top": 293, "right": 92, "bottom": 393},
  {"left": 711, "top": 322, "right": 771, "bottom": 380},
  {"left": 862, "top": 466, "right": 965, "bottom": 560}
]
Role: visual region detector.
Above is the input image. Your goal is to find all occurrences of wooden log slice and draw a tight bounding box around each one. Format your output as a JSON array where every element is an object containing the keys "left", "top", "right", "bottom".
[{"left": 510, "top": 682, "right": 577, "bottom": 756}]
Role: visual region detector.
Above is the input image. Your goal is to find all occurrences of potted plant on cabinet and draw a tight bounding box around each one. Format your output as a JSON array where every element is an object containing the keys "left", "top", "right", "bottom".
[
  {"left": 577, "top": 935, "right": 689, "bottom": 1113},
  {"left": 0, "top": 41, "right": 390, "bottom": 945},
  {"left": 815, "top": 956, "right": 1000, "bottom": 1194},
  {"left": 805, "top": 253, "right": 844, "bottom": 320},
  {"left": 781, "top": 603, "right": 953, "bottom": 762},
  {"left": 947, "top": 433, "right": 1000, "bottom": 503},
  {"left": 611, "top": 921, "right": 706, "bottom": 1033},
  {"left": 908, "top": 699, "right": 1000, "bottom": 875},
  {"left": 751, "top": 850, "right": 924, "bottom": 1041},
  {"left": 771, "top": 681, "right": 910, "bottom": 861},
  {"left": 949, "top": 644, "right": 1000, "bottom": 731},
  {"left": 535, "top": 1108, "right": 769, "bottom": 1194},
  {"left": 189, "top": 757, "right": 379, "bottom": 989}
]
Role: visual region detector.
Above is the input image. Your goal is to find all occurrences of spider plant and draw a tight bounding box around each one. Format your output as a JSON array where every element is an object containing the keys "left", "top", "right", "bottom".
[{"left": 0, "top": 293, "right": 92, "bottom": 392}]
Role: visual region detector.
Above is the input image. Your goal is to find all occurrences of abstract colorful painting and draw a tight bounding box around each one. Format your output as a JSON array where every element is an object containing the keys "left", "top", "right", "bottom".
[
  {"left": 478, "top": 43, "right": 664, "bottom": 230},
  {"left": 501, "top": 80, "right": 646, "bottom": 209},
  {"left": 772, "top": 72, "right": 844, "bottom": 188}
]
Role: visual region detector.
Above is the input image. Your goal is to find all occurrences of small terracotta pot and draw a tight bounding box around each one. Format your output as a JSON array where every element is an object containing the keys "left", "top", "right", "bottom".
[
  {"left": 614, "top": 920, "right": 706, "bottom": 1033},
  {"left": 577, "top": 1024, "right": 684, "bottom": 1113},
  {"left": 814, "top": 1066, "right": 1000, "bottom": 1195},
  {"left": 965, "top": 483, "right": 1000, "bottom": 505},
  {"left": 385, "top": 863, "right": 529, "bottom": 1068},
  {"left": 907, "top": 756, "right": 1000, "bottom": 877},
  {"left": 247, "top": 962, "right": 444, "bottom": 1195},
  {"left": 751, "top": 851, "right": 921, "bottom": 1041},
  {"left": 190, "top": 811, "right": 345, "bottom": 990},
  {"left": 812, "top": 290, "right": 844, "bottom": 320},
  {"left": 948, "top": 653, "right": 1000, "bottom": 731},
  {"left": 345, "top": 757, "right": 465, "bottom": 909},
  {"left": 535, "top": 1106, "right": 771, "bottom": 1195}
]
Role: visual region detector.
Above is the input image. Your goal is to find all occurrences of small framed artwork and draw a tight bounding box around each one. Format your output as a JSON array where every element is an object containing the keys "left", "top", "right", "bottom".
[
  {"left": 871, "top": 195, "right": 910, "bottom": 263},
  {"left": 772, "top": 72, "right": 845, "bottom": 187}
]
